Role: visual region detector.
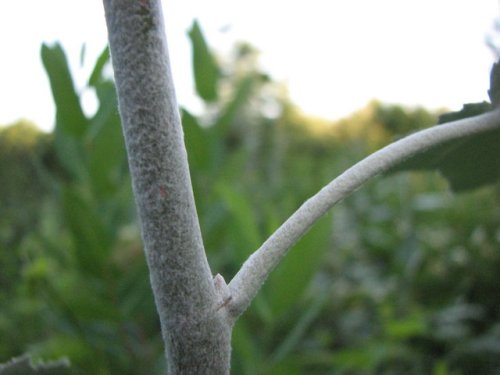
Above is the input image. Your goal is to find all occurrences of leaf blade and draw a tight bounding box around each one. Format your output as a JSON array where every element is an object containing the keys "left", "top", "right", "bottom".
[{"left": 188, "top": 20, "right": 219, "bottom": 102}]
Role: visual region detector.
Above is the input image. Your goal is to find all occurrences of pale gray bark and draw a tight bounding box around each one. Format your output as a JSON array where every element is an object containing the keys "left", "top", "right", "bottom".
[
  {"left": 102, "top": 0, "right": 500, "bottom": 373},
  {"left": 102, "top": 1, "right": 232, "bottom": 373},
  {"left": 227, "top": 108, "right": 500, "bottom": 318}
]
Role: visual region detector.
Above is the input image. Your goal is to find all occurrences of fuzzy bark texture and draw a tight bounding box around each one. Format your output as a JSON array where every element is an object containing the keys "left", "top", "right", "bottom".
[
  {"left": 102, "top": 1, "right": 232, "bottom": 373},
  {"left": 228, "top": 108, "right": 500, "bottom": 317}
]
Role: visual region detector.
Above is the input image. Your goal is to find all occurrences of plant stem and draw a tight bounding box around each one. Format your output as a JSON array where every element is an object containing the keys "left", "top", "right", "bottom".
[
  {"left": 228, "top": 108, "right": 500, "bottom": 318},
  {"left": 102, "top": 1, "right": 232, "bottom": 373}
]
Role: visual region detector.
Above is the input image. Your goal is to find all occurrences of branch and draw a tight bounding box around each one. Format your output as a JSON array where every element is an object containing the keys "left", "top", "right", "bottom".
[
  {"left": 227, "top": 108, "right": 500, "bottom": 319},
  {"left": 102, "top": 1, "right": 231, "bottom": 373}
]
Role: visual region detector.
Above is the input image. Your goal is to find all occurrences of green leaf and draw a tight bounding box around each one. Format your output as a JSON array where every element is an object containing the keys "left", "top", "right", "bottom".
[
  {"left": 117, "top": 260, "right": 156, "bottom": 318},
  {"left": 266, "top": 215, "right": 331, "bottom": 316},
  {"left": 62, "top": 187, "right": 111, "bottom": 275},
  {"left": 42, "top": 43, "right": 91, "bottom": 182},
  {"left": 41, "top": 43, "right": 88, "bottom": 138},
  {"left": 217, "top": 184, "right": 262, "bottom": 264},
  {"left": 214, "top": 74, "right": 262, "bottom": 137},
  {"left": 330, "top": 345, "right": 385, "bottom": 370},
  {"left": 388, "top": 102, "right": 500, "bottom": 192},
  {"left": 271, "top": 289, "right": 329, "bottom": 363},
  {"left": 87, "top": 81, "right": 126, "bottom": 197},
  {"left": 437, "top": 102, "right": 491, "bottom": 124},
  {"left": 488, "top": 61, "right": 500, "bottom": 107},
  {"left": 232, "top": 321, "right": 262, "bottom": 375},
  {"left": 264, "top": 361, "right": 302, "bottom": 375},
  {"left": 53, "top": 130, "right": 87, "bottom": 182},
  {"left": 53, "top": 274, "right": 120, "bottom": 321},
  {"left": 384, "top": 313, "right": 426, "bottom": 340},
  {"left": 188, "top": 20, "right": 219, "bottom": 102},
  {"left": 181, "top": 108, "right": 211, "bottom": 171},
  {"left": 433, "top": 361, "right": 451, "bottom": 375},
  {"left": 88, "top": 46, "right": 110, "bottom": 87}
]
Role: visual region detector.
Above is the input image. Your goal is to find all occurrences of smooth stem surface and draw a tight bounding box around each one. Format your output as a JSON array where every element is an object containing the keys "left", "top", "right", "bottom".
[
  {"left": 228, "top": 108, "right": 500, "bottom": 318},
  {"left": 102, "top": 1, "right": 232, "bottom": 373}
]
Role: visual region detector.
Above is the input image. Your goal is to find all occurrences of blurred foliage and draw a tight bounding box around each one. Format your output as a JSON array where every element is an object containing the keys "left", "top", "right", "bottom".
[
  {"left": 0, "top": 355, "right": 70, "bottom": 375},
  {"left": 389, "top": 101, "right": 500, "bottom": 192},
  {"left": 0, "top": 44, "right": 163, "bottom": 374},
  {"left": 489, "top": 62, "right": 500, "bottom": 107},
  {"left": 188, "top": 20, "right": 220, "bottom": 102},
  {"left": 1, "top": 19, "right": 500, "bottom": 374}
]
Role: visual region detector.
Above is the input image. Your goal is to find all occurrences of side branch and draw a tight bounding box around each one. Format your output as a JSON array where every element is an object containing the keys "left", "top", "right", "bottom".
[{"left": 227, "top": 108, "right": 500, "bottom": 319}]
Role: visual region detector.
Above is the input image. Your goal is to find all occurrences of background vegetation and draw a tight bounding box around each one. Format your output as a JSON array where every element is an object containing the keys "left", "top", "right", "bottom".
[{"left": 1, "top": 21, "right": 499, "bottom": 374}]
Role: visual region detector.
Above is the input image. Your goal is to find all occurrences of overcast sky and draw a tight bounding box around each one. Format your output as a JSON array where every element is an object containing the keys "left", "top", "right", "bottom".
[{"left": 0, "top": 1, "right": 498, "bottom": 131}]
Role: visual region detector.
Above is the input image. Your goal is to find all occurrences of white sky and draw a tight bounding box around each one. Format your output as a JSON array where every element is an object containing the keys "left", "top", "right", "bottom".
[{"left": 0, "top": 1, "right": 498, "bottom": 131}]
